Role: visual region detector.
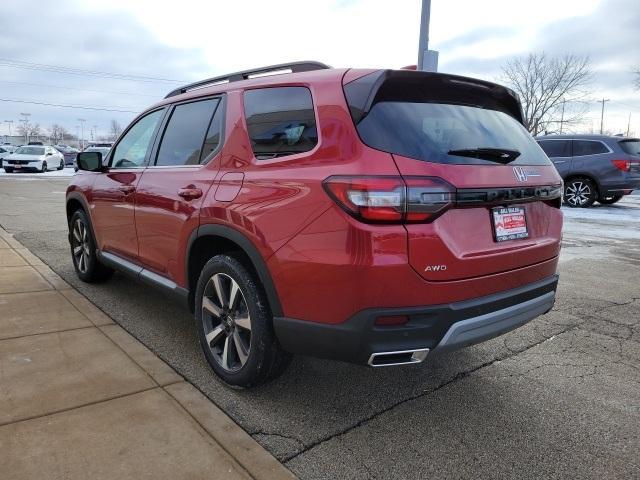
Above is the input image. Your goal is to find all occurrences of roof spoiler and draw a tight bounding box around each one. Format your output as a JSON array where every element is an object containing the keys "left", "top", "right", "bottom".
[
  {"left": 164, "top": 61, "right": 331, "bottom": 99},
  {"left": 345, "top": 70, "right": 524, "bottom": 125}
]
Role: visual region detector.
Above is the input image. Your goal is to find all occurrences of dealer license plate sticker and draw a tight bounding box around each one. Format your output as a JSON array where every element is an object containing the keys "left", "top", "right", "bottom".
[{"left": 492, "top": 207, "right": 528, "bottom": 242}]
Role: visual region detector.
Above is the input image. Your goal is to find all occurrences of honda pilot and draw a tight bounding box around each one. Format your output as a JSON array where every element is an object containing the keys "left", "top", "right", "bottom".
[{"left": 66, "top": 62, "right": 563, "bottom": 387}]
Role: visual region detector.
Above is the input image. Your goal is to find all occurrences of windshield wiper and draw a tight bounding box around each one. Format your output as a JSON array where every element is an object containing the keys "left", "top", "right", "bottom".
[{"left": 448, "top": 147, "right": 521, "bottom": 164}]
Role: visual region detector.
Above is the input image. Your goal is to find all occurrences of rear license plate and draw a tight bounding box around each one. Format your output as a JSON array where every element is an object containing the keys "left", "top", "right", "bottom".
[{"left": 492, "top": 207, "right": 528, "bottom": 242}]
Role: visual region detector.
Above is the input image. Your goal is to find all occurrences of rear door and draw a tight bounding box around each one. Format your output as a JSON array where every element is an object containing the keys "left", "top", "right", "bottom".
[
  {"left": 134, "top": 96, "right": 224, "bottom": 283},
  {"left": 343, "top": 70, "right": 563, "bottom": 282}
]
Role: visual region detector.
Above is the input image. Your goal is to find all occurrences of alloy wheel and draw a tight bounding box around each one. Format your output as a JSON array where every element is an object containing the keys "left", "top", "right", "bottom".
[
  {"left": 565, "top": 181, "right": 591, "bottom": 207},
  {"left": 72, "top": 218, "right": 90, "bottom": 273},
  {"left": 201, "top": 273, "right": 252, "bottom": 372}
]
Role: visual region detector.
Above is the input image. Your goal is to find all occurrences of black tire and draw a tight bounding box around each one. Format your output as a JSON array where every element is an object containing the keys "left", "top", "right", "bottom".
[
  {"left": 194, "top": 254, "right": 291, "bottom": 388},
  {"left": 57, "top": 159, "right": 64, "bottom": 171},
  {"left": 598, "top": 194, "right": 623, "bottom": 205},
  {"left": 69, "top": 209, "right": 113, "bottom": 282},
  {"left": 4, "top": 168, "right": 13, "bottom": 173},
  {"left": 564, "top": 177, "right": 597, "bottom": 208},
  {"left": 41, "top": 161, "right": 47, "bottom": 173}
]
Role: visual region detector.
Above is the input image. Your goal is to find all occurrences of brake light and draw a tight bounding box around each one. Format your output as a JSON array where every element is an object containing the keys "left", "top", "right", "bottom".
[
  {"left": 612, "top": 159, "right": 632, "bottom": 172},
  {"left": 322, "top": 176, "right": 454, "bottom": 224}
]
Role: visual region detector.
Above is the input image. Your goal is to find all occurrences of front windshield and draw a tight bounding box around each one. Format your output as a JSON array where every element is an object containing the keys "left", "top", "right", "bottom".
[{"left": 15, "top": 147, "right": 45, "bottom": 155}]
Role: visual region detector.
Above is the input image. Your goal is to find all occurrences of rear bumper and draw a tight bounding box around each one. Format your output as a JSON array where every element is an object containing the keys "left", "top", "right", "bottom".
[
  {"left": 600, "top": 178, "right": 640, "bottom": 196},
  {"left": 273, "top": 274, "right": 558, "bottom": 365}
]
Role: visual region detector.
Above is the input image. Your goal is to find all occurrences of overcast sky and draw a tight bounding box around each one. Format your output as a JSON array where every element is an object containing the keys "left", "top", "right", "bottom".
[{"left": 1, "top": 0, "right": 638, "bottom": 141}]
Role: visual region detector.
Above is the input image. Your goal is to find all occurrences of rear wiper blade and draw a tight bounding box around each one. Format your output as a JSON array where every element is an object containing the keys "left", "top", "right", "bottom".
[{"left": 448, "top": 147, "right": 521, "bottom": 164}]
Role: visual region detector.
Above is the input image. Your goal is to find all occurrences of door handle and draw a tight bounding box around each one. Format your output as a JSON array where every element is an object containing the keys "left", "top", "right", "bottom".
[
  {"left": 178, "top": 187, "right": 203, "bottom": 200},
  {"left": 119, "top": 185, "right": 136, "bottom": 195}
]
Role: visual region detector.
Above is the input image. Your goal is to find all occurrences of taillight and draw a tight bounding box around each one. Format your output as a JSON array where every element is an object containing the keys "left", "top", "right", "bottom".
[
  {"left": 322, "top": 176, "right": 454, "bottom": 224},
  {"left": 612, "top": 159, "right": 631, "bottom": 172}
]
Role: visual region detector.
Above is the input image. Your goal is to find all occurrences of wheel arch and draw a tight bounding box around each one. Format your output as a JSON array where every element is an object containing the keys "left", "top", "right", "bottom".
[
  {"left": 564, "top": 173, "right": 601, "bottom": 194},
  {"left": 186, "top": 224, "right": 283, "bottom": 317}
]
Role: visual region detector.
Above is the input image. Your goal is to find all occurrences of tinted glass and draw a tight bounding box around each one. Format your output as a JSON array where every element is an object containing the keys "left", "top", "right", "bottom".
[
  {"left": 538, "top": 140, "right": 571, "bottom": 157},
  {"left": 15, "top": 147, "right": 45, "bottom": 155},
  {"left": 573, "top": 140, "right": 609, "bottom": 156},
  {"left": 155, "top": 99, "right": 218, "bottom": 166},
  {"left": 353, "top": 102, "right": 550, "bottom": 166},
  {"left": 244, "top": 87, "right": 317, "bottom": 159},
  {"left": 619, "top": 140, "right": 640, "bottom": 155},
  {"left": 111, "top": 109, "right": 163, "bottom": 168},
  {"left": 200, "top": 99, "right": 224, "bottom": 163}
]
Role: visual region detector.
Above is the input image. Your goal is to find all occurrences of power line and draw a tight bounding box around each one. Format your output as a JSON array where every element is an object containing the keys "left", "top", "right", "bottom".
[
  {"left": 0, "top": 79, "right": 161, "bottom": 98},
  {"left": 0, "top": 57, "right": 186, "bottom": 84},
  {"left": 0, "top": 97, "right": 140, "bottom": 113}
]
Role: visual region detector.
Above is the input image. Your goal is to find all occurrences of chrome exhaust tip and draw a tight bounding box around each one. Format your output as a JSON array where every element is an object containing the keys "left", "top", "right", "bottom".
[{"left": 367, "top": 348, "right": 430, "bottom": 367}]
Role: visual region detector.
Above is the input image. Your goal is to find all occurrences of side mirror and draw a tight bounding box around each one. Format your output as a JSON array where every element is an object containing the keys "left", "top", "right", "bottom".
[
  {"left": 76, "top": 152, "right": 103, "bottom": 172},
  {"left": 46, "top": 152, "right": 53, "bottom": 156}
]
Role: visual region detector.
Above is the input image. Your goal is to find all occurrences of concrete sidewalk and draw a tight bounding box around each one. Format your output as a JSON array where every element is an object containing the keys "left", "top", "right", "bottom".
[{"left": 0, "top": 228, "right": 296, "bottom": 480}]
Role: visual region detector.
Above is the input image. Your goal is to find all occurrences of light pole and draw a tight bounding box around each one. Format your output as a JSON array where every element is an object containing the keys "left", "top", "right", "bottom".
[
  {"left": 77, "top": 118, "right": 86, "bottom": 150},
  {"left": 92, "top": 125, "right": 98, "bottom": 142},
  {"left": 559, "top": 98, "right": 566, "bottom": 134},
  {"left": 417, "top": 0, "right": 438, "bottom": 71},
  {"left": 4, "top": 120, "right": 13, "bottom": 141},
  {"left": 75, "top": 125, "right": 80, "bottom": 149},
  {"left": 20, "top": 113, "right": 31, "bottom": 144},
  {"left": 598, "top": 98, "right": 610, "bottom": 135}
]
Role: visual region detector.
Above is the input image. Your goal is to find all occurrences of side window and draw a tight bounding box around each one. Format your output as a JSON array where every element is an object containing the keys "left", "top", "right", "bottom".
[
  {"left": 111, "top": 109, "right": 164, "bottom": 168},
  {"left": 244, "top": 86, "right": 317, "bottom": 159},
  {"left": 538, "top": 140, "right": 570, "bottom": 158},
  {"left": 156, "top": 98, "right": 219, "bottom": 166},
  {"left": 200, "top": 99, "right": 225, "bottom": 163},
  {"left": 573, "top": 140, "right": 609, "bottom": 157}
]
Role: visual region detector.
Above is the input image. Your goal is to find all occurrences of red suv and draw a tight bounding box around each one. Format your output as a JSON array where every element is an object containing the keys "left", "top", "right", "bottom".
[{"left": 67, "top": 62, "right": 563, "bottom": 387}]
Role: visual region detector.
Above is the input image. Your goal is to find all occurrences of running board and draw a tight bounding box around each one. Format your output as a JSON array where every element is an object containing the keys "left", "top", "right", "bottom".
[{"left": 97, "top": 251, "right": 189, "bottom": 305}]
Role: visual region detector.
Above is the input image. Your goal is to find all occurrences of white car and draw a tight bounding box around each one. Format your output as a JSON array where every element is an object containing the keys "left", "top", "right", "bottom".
[{"left": 3, "top": 146, "right": 65, "bottom": 173}]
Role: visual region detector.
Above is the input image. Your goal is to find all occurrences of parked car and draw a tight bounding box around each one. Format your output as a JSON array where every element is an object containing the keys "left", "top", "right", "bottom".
[
  {"left": 67, "top": 62, "right": 563, "bottom": 387},
  {"left": 55, "top": 145, "right": 80, "bottom": 165},
  {"left": 3, "top": 145, "right": 65, "bottom": 172},
  {"left": 27, "top": 141, "right": 44, "bottom": 145},
  {"left": 0, "top": 146, "right": 11, "bottom": 169},
  {"left": 537, "top": 134, "right": 640, "bottom": 207},
  {"left": 84, "top": 142, "right": 113, "bottom": 149}
]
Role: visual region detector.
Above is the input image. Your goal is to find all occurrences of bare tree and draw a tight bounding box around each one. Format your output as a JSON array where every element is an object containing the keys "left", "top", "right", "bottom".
[
  {"left": 48, "top": 124, "right": 69, "bottom": 145},
  {"left": 109, "top": 119, "right": 122, "bottom": 141},
  {"left": 501, "top": 53, "right": 593, "bottom": 136},
  {"left": 16, "top": 122, "right": 42, "bottom": 143}
]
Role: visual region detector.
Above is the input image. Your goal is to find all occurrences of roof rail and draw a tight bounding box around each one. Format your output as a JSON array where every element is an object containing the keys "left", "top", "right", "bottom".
[{"left": 164, "top": 61, "right": 331, "bottom": 99}]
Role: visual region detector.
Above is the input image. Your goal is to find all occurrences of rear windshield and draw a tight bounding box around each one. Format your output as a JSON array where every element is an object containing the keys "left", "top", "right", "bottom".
[
  {"left": 344, "top": 72, "right": 551, "bottom": 166},
  {"left": 619, "top": 139, "right": 640, "bottom": 156},
  {"left": 15, "top": 147, "right": 44, "bottom": 155}
]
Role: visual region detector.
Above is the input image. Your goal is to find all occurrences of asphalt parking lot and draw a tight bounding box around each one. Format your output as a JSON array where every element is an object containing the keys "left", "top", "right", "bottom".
[{"left": 1, "top": 176, "right": 638, "bottom": 479}]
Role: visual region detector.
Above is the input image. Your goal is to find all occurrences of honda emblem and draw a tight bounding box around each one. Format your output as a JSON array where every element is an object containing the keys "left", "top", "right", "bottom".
[{"left": 513, "top": 166, "right": 527, "bottom": 182}]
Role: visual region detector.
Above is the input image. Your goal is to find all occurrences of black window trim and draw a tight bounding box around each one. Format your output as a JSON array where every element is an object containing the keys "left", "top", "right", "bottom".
[
  {"left": 107, "top": 107, "right": 168, "bottom": 170},
  {"left": 149, "top": 94, "right": 226, "bottom": 169},
  {"left": 537, "top": 139, "right": 573, "bottom": 158},
  {"left": 241, "top": 85, "right": 321, "bottom": 163},
  {"left": 571, "top": 139, "right": 613, "bottom": 157}
]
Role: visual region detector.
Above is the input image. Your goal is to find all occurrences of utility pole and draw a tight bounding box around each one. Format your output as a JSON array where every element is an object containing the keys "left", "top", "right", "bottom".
[
  {"left": 627, "top": 112, "right": 632, "bottom": 137},
  {"left": 599, "top": 98, "right": 610, "bottom": 135},
  {"left": 92, "top": 125, "right": 98, "bottom": 142},
  {"left": 75, "top": 125, "right": 80, "bottom": 149},
  {"left": 559, "top": 98, "right": 566, "bottom": 134},
  {"left": 417, "top": 0, "right": 438, "bottom": 72},
  {"left": 20, "top": 113, "right": 31, "bottom": 144},
  {"left": 4, "top": 120, "right": 13, "bottom": 139},
  {"left": 77, "top": 118, "right": 86, "bottom": 150}
]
